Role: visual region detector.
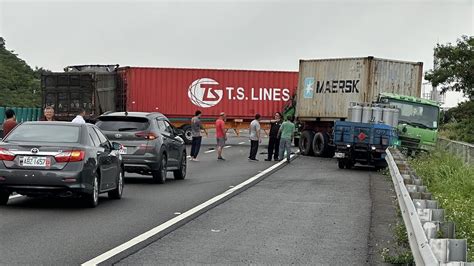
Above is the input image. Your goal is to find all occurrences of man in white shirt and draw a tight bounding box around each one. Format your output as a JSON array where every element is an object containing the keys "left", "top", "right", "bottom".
[
  {"left": 71, "top": 109, "right": 87, "bottom": 124},
  {"left": 248, "top": 113, "right": 261, "bottom": 161}
]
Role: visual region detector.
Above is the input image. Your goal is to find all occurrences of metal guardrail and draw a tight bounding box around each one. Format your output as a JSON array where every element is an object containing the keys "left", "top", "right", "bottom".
[
  {"left": 386, "top": 148, "right": 473, "bottom": 266},
  {"left": 438, "top": 137, "right": 474, "bottom": 165}
]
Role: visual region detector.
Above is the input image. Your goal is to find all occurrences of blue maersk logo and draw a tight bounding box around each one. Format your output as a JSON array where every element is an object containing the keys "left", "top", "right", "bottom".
[{"left": 303, "top": 77, "right": 315, "bottom": 98}]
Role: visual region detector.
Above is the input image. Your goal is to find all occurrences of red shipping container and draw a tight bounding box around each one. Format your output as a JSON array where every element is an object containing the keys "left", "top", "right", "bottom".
[{"left": 117, "top": 67, "right": 298, "bottom": 120}]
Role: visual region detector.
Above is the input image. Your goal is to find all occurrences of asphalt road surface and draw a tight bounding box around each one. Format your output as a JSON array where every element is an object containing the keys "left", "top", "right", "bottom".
[{"left": 0, "top": 137, "right": 276, "bottom": 265}]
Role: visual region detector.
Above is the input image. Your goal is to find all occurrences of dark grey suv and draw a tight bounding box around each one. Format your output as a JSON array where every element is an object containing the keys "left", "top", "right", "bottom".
[{"left": 96, "top": 112, "right": 187, "bottom": 183}]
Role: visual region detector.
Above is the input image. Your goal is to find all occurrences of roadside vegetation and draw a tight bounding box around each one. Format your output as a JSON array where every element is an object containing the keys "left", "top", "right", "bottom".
[
  {"left": 0, "top": 37, "right": 49, "bottom": 107},
  {"left": 410, "top": 149, "right": 474, "bottom": 261},
  {"left": 439, "top": 100, "right": 474, "bottom": 144}
]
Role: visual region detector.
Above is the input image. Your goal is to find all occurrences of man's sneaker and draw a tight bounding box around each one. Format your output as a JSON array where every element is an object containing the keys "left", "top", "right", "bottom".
[
  {"left": 264, "top": 158, "right": 271, "bottom": 161},
  {"left": 218, "top": 157, "right": 226, "bottom": 161},
  {"left": 248, "top": 158, "right": 259, "bottom": 162},
  {"left": 193, "top": 158, "right": 199, "bottom": 162}
]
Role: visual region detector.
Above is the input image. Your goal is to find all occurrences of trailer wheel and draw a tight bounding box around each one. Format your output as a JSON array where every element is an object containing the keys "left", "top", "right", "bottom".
[
  {"left": 299, "top": 130, "right": 315, "bottom": 156},
  {"left": 181, "top": 125, "right": 193, "bottom": 145},
  {"left": 345, "top": 160, "right": 354, "bottom": 169},
  {"left": 312, "top": 132, "right": 329, "bottom": 157},
  {"left": 338, "top": 160, "right": 345, "bottom": 169}
]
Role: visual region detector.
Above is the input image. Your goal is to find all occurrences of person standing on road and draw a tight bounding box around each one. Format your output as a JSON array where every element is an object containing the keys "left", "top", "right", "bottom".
[
  {"left": 190, "top": 110, "right": 203, "bottom": 161},
  {"left": 215, "top": 112, "right": 227, "bottom": 160},
  {"left": 266, "top": 112, "right": 282, "bottom": 161},
  {"left": 278, "top": 116, "right": 295, "bottom": 163},
  {"left": 248, "top": 113, "right": 261, "bottom": 161},
  {"left": 40, "top": 106, "right": 56, "bottom": 121},
  {"left": 71, "top": 109, "right": 86, "bottom": 124},
  {"left": 2, "top": 109, "right": 17, "bottom": 137}
]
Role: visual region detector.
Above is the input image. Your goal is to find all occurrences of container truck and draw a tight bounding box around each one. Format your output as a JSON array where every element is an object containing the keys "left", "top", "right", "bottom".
[
  {"left": 294, "top": 56, "right": 426, "bottom": 157},
  {"left": 42, "top": 66, "right": 298, "bottom": 143},
  {"left": 377, "top": 92, "right": 440, "bottom": 153}
]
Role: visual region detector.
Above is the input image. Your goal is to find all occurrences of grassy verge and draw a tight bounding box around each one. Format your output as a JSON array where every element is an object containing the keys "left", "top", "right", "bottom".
[{"left": 410, "top": 149, "right": 474, "bottom": 262}]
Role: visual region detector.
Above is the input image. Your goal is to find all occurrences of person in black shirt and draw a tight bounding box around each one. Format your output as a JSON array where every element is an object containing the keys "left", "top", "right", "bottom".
[{"left": 265, "top": 112, "right": 283, "bottom": 161}]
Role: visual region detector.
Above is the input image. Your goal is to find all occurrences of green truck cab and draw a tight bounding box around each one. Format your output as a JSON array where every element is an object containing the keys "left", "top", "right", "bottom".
[{"left": 378, "top": 93, "right": 440, "bottom": 152}]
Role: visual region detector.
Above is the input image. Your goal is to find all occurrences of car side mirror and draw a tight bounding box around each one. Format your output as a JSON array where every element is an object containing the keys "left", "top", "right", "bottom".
[
  {"left": 111, "top": 142, "right": 122, "bottom": 150},
  {"left": 174, "top": 128, "right": 185, "bottom": 138}
]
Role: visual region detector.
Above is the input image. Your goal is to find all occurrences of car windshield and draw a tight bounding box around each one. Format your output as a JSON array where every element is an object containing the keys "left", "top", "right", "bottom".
[
  {"left": 5, "top": 124, "right": 80, "bottom": 143},
  {"left": 96, "top": 116, "right": 150, "bottom": 132},
  {"left": 385, "top": 99, "right": 439, "bottom": 129}
]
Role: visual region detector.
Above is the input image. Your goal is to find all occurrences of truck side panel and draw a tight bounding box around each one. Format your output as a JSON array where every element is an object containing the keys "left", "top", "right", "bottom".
[{"left": 117, "top": 67, "right": 298, "bottom": 121}]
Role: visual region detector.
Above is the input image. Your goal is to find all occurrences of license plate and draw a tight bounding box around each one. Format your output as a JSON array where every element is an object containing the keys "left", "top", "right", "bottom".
[
  {"left": 119, "top": 147, "right": 128, "bottom": 154},
  {"left": 21, "top": 156, "right": 50, "bottom": 167},
  {"left": 334, "top": 152, "right": 345, "bottom": 158}
]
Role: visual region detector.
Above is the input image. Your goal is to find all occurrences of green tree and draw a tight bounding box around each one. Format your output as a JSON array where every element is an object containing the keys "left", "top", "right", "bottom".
[
  {"left": 425, "top": 35, "right": 474, "bottom": 100},
  {"left": 0, "top": 37, "right": 47, "bottom": 107}
]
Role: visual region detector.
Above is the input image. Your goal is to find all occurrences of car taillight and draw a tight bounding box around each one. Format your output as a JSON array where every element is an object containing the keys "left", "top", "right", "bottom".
[
  {"left": 55, "top": 150, "right": 85, "bottom": 162},
  {"left": 0, "top": 148, "right": 15, "bottom": 161},
  {"left": 135, "top": 132, "right": 157, "bottom": 140}
]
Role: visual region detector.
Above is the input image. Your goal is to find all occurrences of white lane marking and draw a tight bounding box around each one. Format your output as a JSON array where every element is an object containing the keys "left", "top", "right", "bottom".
[
  {"left": 223, "top": 146, "right": 231, "bottom": 149},
  {"left": 9, "top": 194, "right": 23, "bottom": 200},
  {"left": 204, "top": 150, "right": 215, "bottom": 154},
  {"left": 238, "top": 142, "right": 246, "bottom": 145},
  {"left": 81, "top": 153, "right": 298, "bottom": 266},
  {"left": 174, "top": 212, "right": 181, "bottom": 215}
]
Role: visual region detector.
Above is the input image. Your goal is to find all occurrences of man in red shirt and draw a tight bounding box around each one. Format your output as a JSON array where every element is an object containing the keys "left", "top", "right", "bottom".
[
  {"left": 215, "top": 112, "right": 226, "bottom": 160},
  {"left": 2, "top": 109, "right": 17, "bottom": 137}
]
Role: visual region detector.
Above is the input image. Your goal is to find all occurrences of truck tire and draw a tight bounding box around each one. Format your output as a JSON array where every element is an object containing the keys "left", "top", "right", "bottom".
[
  {"left": 181, "top": 125, "right": 193, "bottom": 145},
  {"left": 299, "top": 130, "right": 315, "bottom": 156},
  {"left": 338, "top": 160, "right": 345, "bottom": 169},
  {"left": 312, "top": 132, "right": 329, "bottom": 157}
]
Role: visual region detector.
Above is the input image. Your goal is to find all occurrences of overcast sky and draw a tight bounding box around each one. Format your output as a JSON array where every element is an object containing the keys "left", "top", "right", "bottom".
[{"left": 1, "top": 0, "right": 472, "bottom": 107}]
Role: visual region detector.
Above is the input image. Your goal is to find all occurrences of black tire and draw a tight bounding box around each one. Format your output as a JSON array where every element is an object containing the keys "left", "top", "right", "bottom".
[
  {"left": 0, "top": 190, "right": 10, "bottom": 205},
  {"left": 299, "top": 130, "right": 315, "bottom": 156},
  {"left": 84, "top": 174, "right": 99, "bottom": 208},
  {"left": 181, "top": 125, "right": 193, "bottom": 145},
  {"left": 152, "top": 154, "right": 167, "bottom": 184},
  {"left": 173, "top": 152, "right": 187, "bottom": 180},
  {"left": 345, "top": 160, "right": 354, "bottom": 169},
  {"left": 312, "top": 132, "right": 329, "bottom": 157},
  {"left": 338, "top": 160, "right": 345, "bottom": 169},
  {"left": 108, "top": 169, "right": 124, "bottom": 199}
]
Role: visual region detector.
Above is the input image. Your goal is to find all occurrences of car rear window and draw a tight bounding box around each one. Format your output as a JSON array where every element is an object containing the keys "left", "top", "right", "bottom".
[
  {"left": 96, "top": 116, "right": 150, "bottom": 132},
  {"left": 5, "top": 124, "right": 80, "bottom": 143}
]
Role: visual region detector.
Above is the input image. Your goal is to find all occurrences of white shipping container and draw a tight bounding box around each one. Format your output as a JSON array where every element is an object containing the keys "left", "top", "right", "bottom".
[{"left": 296, "top": 57, "right": 423, "bottom": 120}]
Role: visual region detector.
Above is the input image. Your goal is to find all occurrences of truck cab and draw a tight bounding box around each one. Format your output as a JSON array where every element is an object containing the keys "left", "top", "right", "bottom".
[{"left": 378, "top": 93, "right": 439, "bottom": 152}]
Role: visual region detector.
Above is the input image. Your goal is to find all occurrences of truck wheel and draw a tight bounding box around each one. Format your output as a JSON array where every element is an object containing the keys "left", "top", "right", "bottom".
[
  {"left": 181, "top": 125, "right": 193, "bottom": 145},
  {"left": 299, "top": 130, "right": 315, "bottom": 156},
  {"left": 312, "top": 132, "right": 329, "bottom": 157},
  {"left": 338, "top": 160, "right": 345, "bottom": 169},
  {"left": 345, "top": 161, "right": 354, "bottom": 169}
]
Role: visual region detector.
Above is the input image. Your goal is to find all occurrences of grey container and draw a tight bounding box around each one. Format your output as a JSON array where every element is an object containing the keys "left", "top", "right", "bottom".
[{"left": 296, "top": 56, "right": 423, "bottom": 120}]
